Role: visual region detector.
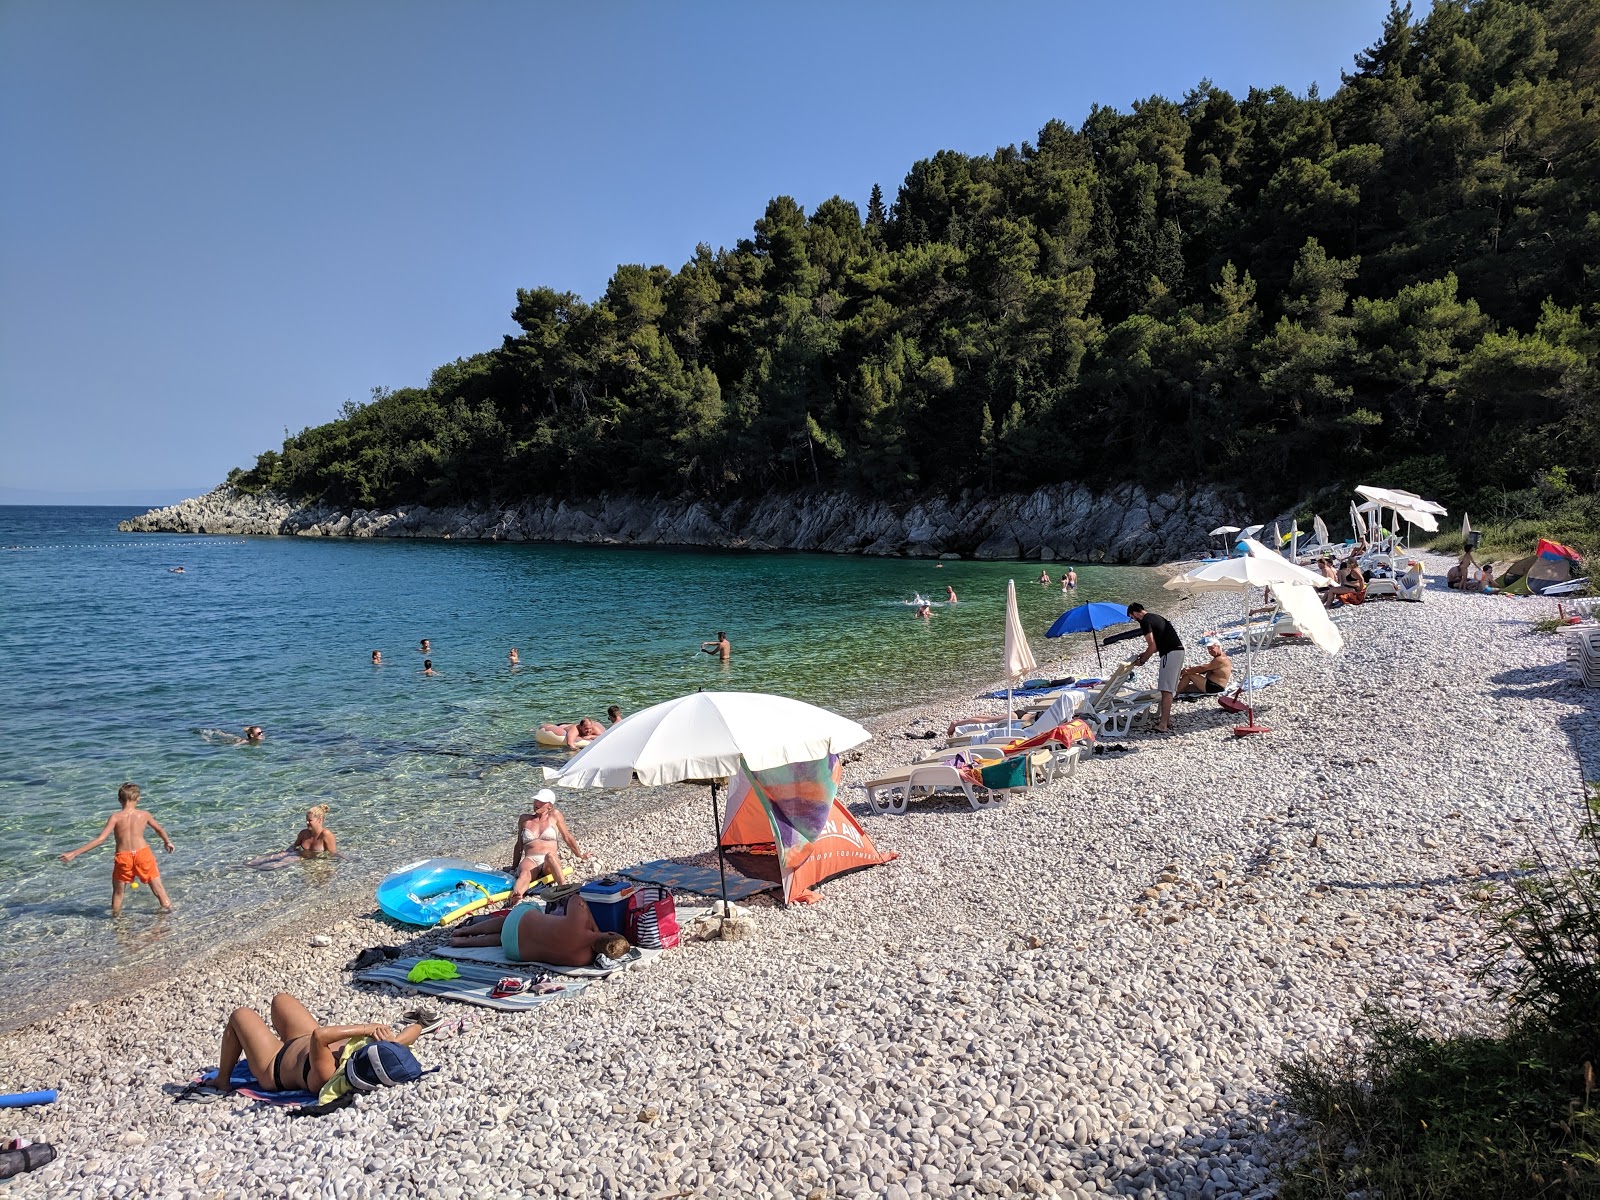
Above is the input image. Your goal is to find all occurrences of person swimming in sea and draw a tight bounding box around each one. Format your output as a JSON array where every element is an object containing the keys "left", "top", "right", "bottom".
[
  {"left": 169, "top": 566, "right": 185, "bottom": 574},
  {"left": 422, "top": 659, "right": 436, "bottom": 677},
  {"left": 700, "top": 632, "right": 731, "bottom": 662},
  {"left": 945, "top": 585, "right": 958, "bottom": 604},
  {"left": 203, "top": 726, "right": 265, "bottom": 746},
  {"left": 508, "top": 648, "right": 520, "bottom": 666},
  {"left": 371, "top": 650, "right": 382, "bottom": 666},
  {"left": 418, "top": 638, "right": 431, "bottom": 655}
]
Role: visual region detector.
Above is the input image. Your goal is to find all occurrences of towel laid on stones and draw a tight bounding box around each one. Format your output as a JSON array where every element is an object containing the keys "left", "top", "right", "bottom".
[
  {"left": 356, "top": 957, "right": 589, "bottom": 1011},
  {"left": 433, "top": 943, "right": 663, "bottom": 977}
]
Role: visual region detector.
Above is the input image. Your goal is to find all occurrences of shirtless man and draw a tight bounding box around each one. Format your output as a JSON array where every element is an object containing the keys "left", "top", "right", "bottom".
[
  {"left": 419, "top": 638, "right": 431, "bottom": 654},
  {"left": 508, "top": 789, "right": 590, "bottom": 901},
  {"left": 450, "top": 896, "right": 628, "bottom": 968},
  {"left": 538, "top": 715, "right": 605, "bottom": 750},
  {"left": 508, "top": 648, "right": 520, "bottom": 666},
  {"left": 422, "top": 659, "right": 436, "bottom": 677},
  {"left": 701, "top": 631, "right": 731, "bottom": 662},
  {"left": 371, "top": 650, "right": 383, "bottom": 665},
  {"left": 1178, "top": 640, "right": 1233, "bottom": 694},
  {"left": 59, "top": 782, "right": 175, "bottom": 915},
  {"left": 945, "top": 585, "right": 958, "bottom": 604}
]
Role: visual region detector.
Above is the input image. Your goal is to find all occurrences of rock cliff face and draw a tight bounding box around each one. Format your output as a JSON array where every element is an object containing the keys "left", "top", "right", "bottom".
[{"left": 118, "top": 483, "right": 1245, "bottom": 564}]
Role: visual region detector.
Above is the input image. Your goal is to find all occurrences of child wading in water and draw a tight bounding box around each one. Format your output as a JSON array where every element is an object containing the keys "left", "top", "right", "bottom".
[{"left": 59, "top": 782, "right": 175, "bottom": 915}]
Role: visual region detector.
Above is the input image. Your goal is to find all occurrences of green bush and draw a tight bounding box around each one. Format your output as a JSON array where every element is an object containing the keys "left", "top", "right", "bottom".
[{"left": 1280, "top": 787, "right": 1600, "bottom": 1199}]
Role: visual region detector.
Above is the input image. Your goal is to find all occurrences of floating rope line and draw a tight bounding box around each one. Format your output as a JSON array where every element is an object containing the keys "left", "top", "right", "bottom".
[{"left": 2, "top": 539, "right": 248, "bottom": 552}]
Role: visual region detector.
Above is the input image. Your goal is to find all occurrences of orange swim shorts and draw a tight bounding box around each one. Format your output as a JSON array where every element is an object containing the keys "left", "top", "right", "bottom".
[{"left": 113, "top": 845, "right": 159, "bottom": 884}]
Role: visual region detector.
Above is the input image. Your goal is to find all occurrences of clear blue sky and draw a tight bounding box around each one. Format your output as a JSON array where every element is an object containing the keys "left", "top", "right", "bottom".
[{"left": 0, "top": 0, "right": 1395, "bottom": 504}]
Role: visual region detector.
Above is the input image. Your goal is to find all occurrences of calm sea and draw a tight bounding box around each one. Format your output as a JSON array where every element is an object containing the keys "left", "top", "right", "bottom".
[{"left": 0, "top": 506, "right": 1158, "bottom": 1029}]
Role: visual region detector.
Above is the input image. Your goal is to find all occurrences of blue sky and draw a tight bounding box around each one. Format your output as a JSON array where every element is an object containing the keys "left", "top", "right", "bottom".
[{"left": 0, "top": 0, "right": 1395, "bottom": 504}]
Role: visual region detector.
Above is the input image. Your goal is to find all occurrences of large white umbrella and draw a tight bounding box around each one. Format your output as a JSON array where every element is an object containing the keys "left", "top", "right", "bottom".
[
  {"left": 556, "top": 691, "right": 871, "bottom": 915},
  {"left": 1356, "top": 485, "right": 1447, "bottom": 516},
  {"left": 1313, "top": 514, "right": 1331, "bottom": 550},
  {"left": 1165, "top": 540, "right": 1332, "bottom": 735},
  {"left": 1209, "top": 525, "right": 1242, "bottom": 537}
]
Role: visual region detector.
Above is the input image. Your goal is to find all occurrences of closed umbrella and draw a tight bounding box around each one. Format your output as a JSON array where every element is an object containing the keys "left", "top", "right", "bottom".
[
  {"left": 556, "top": 691, "right": 871, "bottom": 917},
  {"left": 1003, "top": 579, "right": 1038, "bottom": 716},
  {"left": 1044, "top": 601, "right": 1134, "bottom": 670},
  {"left": 1313, "top": 515, "right": 1331, "bottom": 550}
]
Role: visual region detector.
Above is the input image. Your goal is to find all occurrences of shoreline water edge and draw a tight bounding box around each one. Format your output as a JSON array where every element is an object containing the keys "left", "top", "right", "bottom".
[{"left": 3, "top": 554, "right": 1595, "bottom": 1198}]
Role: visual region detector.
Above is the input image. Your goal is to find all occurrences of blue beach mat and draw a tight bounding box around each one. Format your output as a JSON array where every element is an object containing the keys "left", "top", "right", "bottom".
[
  {"left": 618, "top": 858, "right": 775, "bottom": 901},
  {"left": 356, "top": 956, "right": 589, "bottom": 1011},
  {"left": 193, "top": 1062, "right": 314, "bottom": 1107}
]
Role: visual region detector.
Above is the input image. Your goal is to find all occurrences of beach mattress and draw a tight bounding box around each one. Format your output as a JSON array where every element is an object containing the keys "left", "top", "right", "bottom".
[
  {"left": 434, "top": 943, "right": 662, "bottom": 977},
  {"left": 375, "top": 858, "right": 515, "bottom": 927},
  {"left": 619, "top": 858, "right": 775, "bottom": 901},
  {"left": 355, "top": 957, "right": 589, "bottom": 1011}
]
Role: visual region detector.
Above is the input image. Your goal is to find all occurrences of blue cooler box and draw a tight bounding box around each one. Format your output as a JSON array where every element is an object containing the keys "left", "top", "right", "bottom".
[{"left": 579, "top": 879, "right": 637, "bottom": 933}]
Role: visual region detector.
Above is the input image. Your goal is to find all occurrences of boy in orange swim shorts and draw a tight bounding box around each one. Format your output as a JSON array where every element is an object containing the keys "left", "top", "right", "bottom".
[{"left": 59, "top": 782, "right": 176, "bottom": 916}]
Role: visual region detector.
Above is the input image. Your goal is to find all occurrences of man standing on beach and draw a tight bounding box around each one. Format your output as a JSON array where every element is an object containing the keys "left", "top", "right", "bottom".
[{"left": 1124, "top": 602, "right": 1184, "bottom": 733}]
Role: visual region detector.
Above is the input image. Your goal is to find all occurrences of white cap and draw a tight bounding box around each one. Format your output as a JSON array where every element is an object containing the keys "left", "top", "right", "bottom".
[{"left": 534, "top": 788, "right": 557, "bottom": 805}]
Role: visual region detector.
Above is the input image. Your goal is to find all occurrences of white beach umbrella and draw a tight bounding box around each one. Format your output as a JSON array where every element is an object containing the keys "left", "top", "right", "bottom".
[
  {"left": 1289, "top": 521, "right": 1301, "bottom": 560},
  {"left": 1003, "top": 579, "right": 1038, "bottom": 682},
  {"left": 1164, "top": 542, "right": 1330, "bottom": 734},
  {"left": 1313, "top": 514, "right": 1331, "bottom": 549},
  {"left": 556, "top": 691, "right": 871, "bottom": 916},
  {"left": 1241, "top": 524, "right": 1264, "bottom": 539},
  {"left": 1357, "top": 485, "right": 1447, "bottom": 517},
  {"left": 1209, "top": 525, "right": 1242, "bottom": 537}
]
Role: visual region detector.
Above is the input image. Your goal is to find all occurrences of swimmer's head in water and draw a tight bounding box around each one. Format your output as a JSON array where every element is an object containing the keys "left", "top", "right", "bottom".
[
  {"left": 371, "top": 650, "right": 381, "bottom": 663},
  {"left": 244, "top": 726, "right": 264, "bottom": 741},
  {"left": 306, "top": 803, "right": 330, "bottom": 825},
  {"left": 423, "top": 658, "right": 433, "bottom": 671},
  {"left": 597, "top": 934, "right": 630, "bottom": 960},
  {"left": 118, "top": 781, "right": 140, "bottom": 806},
  {"left": 607, "top": 705, "right": 621, "bottom": 723},
  {"left": 420, "top": 639, "right": 431, "bottom": 651}
]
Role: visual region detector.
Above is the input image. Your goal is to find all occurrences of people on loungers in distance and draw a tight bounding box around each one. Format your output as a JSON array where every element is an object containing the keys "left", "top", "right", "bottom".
[
  {"left": 211, "top": 992, "right": 423, "bottom": 1096},
  {"left": 450, "top": 896, "right": 629, "bottom": 968},
  {"left": 509, "top": 789, "right": 589, "bottom": 900},
  {"left": 1331, "top": 559, "right": 1366, "bottom": 604},
  {"left": 1178, "top": 639, "right": 1232, "bottom": 694}
]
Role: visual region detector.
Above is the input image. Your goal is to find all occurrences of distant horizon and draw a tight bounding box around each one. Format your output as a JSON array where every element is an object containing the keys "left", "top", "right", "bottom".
[{"left": 0, "top": 485, "right": 211, "bottom": 508}]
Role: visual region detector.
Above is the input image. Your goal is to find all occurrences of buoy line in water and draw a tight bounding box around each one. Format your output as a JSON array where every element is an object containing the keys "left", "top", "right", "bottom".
[{"left": 3, "top": 539, "right": 248, "bottom": 552}]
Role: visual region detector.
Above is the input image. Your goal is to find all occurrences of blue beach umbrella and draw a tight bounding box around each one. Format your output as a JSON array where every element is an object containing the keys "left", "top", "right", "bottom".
[{"left": 1044, "top": 601, "right": 1134, "bottom": 671}]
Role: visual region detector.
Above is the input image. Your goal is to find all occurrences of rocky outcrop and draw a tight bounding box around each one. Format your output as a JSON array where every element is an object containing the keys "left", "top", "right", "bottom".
[{"left": 118, "top": 482, "right": 1246, "bottom": 564}]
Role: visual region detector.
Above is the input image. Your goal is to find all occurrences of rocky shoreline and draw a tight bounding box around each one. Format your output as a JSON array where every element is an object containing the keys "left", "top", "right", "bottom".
[
  {"left": 3, "top": 558, "right": 1594, "bottom": 1198},
  {"left": 116, "top": 482, "right": 1246, "bottom": 565}
]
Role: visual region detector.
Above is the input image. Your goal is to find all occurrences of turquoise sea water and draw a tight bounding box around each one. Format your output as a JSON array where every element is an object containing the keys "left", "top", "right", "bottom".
[{"left": 0, "top": 506, "right": 1158, "bottom": 1029}]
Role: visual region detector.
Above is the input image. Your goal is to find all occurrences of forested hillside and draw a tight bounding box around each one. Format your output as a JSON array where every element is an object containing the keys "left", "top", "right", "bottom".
[{"left": 234, "top": 0, "right": 1599, "bottom": 528}]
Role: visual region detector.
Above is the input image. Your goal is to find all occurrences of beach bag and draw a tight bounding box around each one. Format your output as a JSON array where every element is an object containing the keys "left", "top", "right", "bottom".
[
  {"left": 625, "top": 885, "right": 679, "bottom": 950},
  {"left": 978, "top": 756, "right": 1029, "bottom": 791}
]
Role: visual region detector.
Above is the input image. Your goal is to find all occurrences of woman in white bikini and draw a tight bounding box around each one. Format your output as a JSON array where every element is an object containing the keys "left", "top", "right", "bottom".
[{"left": 509, "top": 789, "right": 590, "bottom": 902}]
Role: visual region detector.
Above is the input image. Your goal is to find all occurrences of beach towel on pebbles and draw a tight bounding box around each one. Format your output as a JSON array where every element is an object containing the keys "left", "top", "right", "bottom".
[
  {"left": 433, "top": 943, "right": 663, "bottom": 976},
  {"left": 191, "top": 1062, "right": 314, "bottom": 1107},
  {"left": 356, "top": 957, "right": 590, "bottom": 1011}
]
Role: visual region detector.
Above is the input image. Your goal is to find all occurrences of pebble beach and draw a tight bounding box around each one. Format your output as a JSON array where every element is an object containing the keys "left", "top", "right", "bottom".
[{"left": 3, "top": 554, "right": 1595, "bottom": 1200}]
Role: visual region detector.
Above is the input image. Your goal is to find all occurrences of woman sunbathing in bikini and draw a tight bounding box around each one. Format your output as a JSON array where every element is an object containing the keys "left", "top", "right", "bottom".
[
  {"left": 508, "top": 790, "right": 589, "bottom": 901},
  {"left": 213, "top": 992, "right": 422, "bottom": 1095},
  {"left": 449, "top": 896, "right": 628, "bottom": 968}
]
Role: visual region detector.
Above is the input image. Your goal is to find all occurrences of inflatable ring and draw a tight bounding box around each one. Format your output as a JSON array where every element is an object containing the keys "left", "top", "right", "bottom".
[{"left": 534, "top": 728, "right": 592, "bottom": 750}]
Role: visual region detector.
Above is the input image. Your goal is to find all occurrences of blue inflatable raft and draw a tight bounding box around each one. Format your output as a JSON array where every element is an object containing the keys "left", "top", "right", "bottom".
[{"left": 375, "top": 858, "right": 515, "bottom": 927}]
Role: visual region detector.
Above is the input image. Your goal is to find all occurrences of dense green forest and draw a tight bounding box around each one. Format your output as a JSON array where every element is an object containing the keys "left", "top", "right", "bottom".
[{"left": 234, "top": 0, "right": 1599, "bottom": 528}]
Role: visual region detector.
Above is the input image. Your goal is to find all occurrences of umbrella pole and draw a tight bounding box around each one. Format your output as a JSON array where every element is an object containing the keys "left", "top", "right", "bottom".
[
  {"left": 1234, "top": 593, "right": 1270, "bottom": 737},
  {"left": 1093, "top": 632, "right": 1103, "bottom": 672},
  {"left": 710, "top": 780, "right": 731, "bottom": 922}
]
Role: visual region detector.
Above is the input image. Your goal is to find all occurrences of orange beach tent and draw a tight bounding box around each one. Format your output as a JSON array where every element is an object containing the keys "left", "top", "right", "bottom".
[{"left": 719, "top": 754, "right": 895, "bottom": 904}]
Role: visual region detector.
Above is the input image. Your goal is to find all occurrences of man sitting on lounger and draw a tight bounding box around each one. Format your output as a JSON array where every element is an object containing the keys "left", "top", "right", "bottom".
[
  {"left": 1177, "top": 639, "right": 1232, "bottom": 694},
  {"left": 449, "top": 896, "right": 629, "bottom": 967}
]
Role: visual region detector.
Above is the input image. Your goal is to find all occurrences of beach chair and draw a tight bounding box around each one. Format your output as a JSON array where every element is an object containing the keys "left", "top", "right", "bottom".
[{"left": 947, "top": 690, "right": 1085, "bottom": 747}]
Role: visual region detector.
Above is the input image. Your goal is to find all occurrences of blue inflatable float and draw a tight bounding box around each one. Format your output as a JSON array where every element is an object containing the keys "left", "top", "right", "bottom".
[{"left": 375, "top": 858, "right": 515, "bottom": 927}]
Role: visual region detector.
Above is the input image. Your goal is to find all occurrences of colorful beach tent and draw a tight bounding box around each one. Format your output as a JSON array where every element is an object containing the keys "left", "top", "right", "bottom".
[
  {"left": 719, "top": 755, "right": 894, "bottom": 904},
  {"left": 1495, "top": 539, "right": 1585, "bottom": 595}
]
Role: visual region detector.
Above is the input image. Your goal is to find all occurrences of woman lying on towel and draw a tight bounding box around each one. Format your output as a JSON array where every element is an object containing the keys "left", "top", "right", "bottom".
[
  {"left": 212, "top": 992, "right": 425, "bottom": 1097},
  {"left": 450, "top": 896, "right": 629, "bottom": 968}
]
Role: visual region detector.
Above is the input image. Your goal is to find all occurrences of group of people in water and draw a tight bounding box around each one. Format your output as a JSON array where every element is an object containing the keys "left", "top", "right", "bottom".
[{"left": 1038, "top": 567, "right": 1078, "bottom": 593}]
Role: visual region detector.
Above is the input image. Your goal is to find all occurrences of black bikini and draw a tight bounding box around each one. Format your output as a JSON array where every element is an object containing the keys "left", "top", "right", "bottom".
[{"left": 270, "top": 1035, "right": 310, "bottom": 1090}]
